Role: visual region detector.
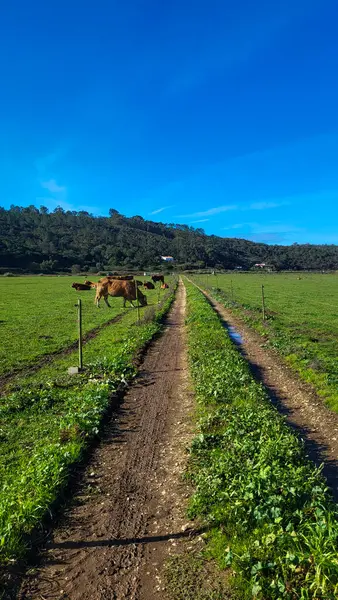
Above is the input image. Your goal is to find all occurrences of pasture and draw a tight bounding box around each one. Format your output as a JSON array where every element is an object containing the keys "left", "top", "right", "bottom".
[
  {"left": 190, "top": 272, "right": 338, "bottom": 409},
  {"left": 2, "top": 274, "right": 338, "bottom": 599},
  {"left": 0, "top": 275, "right": 163, "bottom": 377},
  {"left": 0, "top": 276, "right": 175, "bottom": 563}
]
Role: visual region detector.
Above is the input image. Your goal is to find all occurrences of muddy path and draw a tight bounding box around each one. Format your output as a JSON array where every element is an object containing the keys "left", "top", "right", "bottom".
[
  {"left": 0, "top": 310, "right": 129, "bottom": 395},
  {"left": 198, "top": 286, "right": 338, "bottom": 501},
  {"left": 17, "top": 280, "right": 198, "bottom": 600}
]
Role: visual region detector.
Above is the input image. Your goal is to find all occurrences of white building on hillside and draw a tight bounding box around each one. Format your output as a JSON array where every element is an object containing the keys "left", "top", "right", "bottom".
[{"left": 161, "top": 256, "right": 174, "bottom": 262}]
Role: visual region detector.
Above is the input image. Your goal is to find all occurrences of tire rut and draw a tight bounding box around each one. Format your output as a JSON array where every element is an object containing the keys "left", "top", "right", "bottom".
[
  {"left": 18, "top": 281, "right": 189, "bottom": 600},
  {"left": 196, "top": 284, "right": 338, "bottom": 502}
]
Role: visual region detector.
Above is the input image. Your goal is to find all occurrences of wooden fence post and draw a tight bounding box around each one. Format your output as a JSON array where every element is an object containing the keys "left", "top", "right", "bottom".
[
  {"left": 135, "top": 280, "right": 140, "bottom": 324},
  {"left": 78, "top": 298, "right": 83, "bottom": 370},
  {"left": 261, "top": 284, "right": 266, "bottom": 322}
]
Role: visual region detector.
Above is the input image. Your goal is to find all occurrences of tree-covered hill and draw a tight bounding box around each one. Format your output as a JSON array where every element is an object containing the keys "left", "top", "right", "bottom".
[{"left": 1, "top": 204, "right": 338, "bottom": 272}]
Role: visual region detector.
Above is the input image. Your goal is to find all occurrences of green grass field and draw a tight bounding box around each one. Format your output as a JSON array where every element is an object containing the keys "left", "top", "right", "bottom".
[
  {"left": 0, "top": 276, "right": 176, "bottom": 564},
  {"left": 0, "top": 276, "right": 164, "bottom": 377},
  {"left": 190, "top": 272, "right": 338, "bottom": 410}
]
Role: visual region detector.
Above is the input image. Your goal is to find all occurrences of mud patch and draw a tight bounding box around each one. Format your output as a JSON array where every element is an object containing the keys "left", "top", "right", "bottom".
[{"left": 164, "top": 553, "right": 231, "bottom": 600}]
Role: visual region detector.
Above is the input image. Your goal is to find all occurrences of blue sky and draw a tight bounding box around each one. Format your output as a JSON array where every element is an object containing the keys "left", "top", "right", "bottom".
[{"left": 1, "top": 0, "right": 338, "bottom": 244}]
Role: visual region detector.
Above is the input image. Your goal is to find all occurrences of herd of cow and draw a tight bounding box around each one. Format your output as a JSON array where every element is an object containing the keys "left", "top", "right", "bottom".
[{"left": 71, "top": 274, "right": 168, "bottom": 308}]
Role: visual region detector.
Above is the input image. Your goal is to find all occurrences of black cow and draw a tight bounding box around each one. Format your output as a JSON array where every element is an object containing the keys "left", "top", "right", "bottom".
[{"left": 151, "top": 274, "right": 165, "bottom": 285}]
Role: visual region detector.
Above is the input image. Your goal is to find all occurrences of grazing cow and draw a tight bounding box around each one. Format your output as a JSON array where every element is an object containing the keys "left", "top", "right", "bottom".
[
  {"left": 152, "top": 274, "right": 165, "bottom": 285},
  {"left": 72, "top": 282, "right": 91, "bottom": 291},
  {"left": 143, "top": 281, "right": 155, "bottom": 290},
  {"left": 107, "top": 274, "right": 133, "bottom": 281},
  {"left": 84, "top": 280, "right": 98, "bottom": 288},
  {"left": 161, "top": 283, "right": 169, "bottom": 289},
  {"left": 94, "top": 279, "right": 148, "bottom": 308},
  {"left": 98, "top": 275, "right": 134, "bottom": 285}
]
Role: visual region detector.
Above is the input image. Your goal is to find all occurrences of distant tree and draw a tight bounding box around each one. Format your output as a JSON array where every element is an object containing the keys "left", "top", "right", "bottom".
[
  {"left": 71, "top": 264, "right": 82, "bottom": 274},
  {"left": 40, "top": 260, "right": 58, "bottom": 273},
  {"left": 25, "top": 205, "right": 39, "bottom": 213},
  {"left": 29, "top": 262, "right": 40, "bottom": 273},
  {"left": 0, "top": 205, "right": 337, "bottom": 273}
]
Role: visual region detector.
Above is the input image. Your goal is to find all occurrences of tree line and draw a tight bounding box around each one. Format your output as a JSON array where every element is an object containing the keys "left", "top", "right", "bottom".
[{"left": 0, "top": 204, "right": 338, "bottom": 273}]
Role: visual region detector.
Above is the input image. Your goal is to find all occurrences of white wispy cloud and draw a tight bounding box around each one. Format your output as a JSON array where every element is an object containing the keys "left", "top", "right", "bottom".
[
  {"left": 190, "top": 218, "right": 210, "bottom": 223},
  {"left": 247, "top": 189, "right": 338, "bottom": 211},
  {"left": 35, "top": 197, "right": 73, "bottom": 211},
  {"left": 149, "top": 205, "right": 175, "bottom": 215},
  {"left": 40, "top": 179, "right": 66, "bottom": 193},
  {"left": 223, "top": 221, "right": 302, "bottom": 234},
  {"left": 35, "top": 197, "right": 102, "bottom": 215},
  {"left": 249, "top": 201, "right": 288, "bottom": 210},
  {"left": 178, "top": 205, "right": 238, "bottom": 218},
  {"left": 35, "top": 149, "right": 68, "bottom": 203},
  {"left": 250, "top": 223, "right": 302, "bottom": 234},
  {"left": 177, "top": 199, "right": 290, "bottom": 220},
  {"left": 222, "top": 220, "right": 304, "bottom": 244},
  {"left": 223, "top": 223, "right": 248, "bottom": 230}
]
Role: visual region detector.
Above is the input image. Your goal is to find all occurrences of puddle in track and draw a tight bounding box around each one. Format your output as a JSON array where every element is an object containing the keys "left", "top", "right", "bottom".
[{"left": 225, "top": 324, "right": 243, "bottom": 345}]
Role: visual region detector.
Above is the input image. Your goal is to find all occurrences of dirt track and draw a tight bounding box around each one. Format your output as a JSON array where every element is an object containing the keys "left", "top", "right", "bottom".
[
  {"left": 18, "top": 281, "right": 196, "bottom": 600},
  {"left": 201, "top": 289, "right": 338, "bottom": 501},
  {"left": 13, "top": 278, "right": 338, "bottom": 599}
]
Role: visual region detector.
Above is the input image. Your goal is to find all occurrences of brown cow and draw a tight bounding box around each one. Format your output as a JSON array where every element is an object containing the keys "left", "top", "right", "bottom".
[
  {"left": 94, "top": 280, "right": 147, "bottom": 308},
  {"left": 143, "top": 281, "right": 155, "bottom": 289},
  {"left": 151, "top": 274, "right": 164, "bottom": 285},
  {"left": 72, "top": 282, "right": 91, "bottom": 291},
  {"left": 100, "top": 275, "right": 133, "bottom": 282},
  {"left": 84, "top": 280, "right": 98, "bottom": 288},
  {"left": 161, "top": 283, "right": 169, "bottom": 289},
  {"left": 98, "top": 275, "right": 134, "bottom": 286}
]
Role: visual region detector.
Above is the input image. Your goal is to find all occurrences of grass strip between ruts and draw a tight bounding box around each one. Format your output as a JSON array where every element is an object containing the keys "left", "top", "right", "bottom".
[
  {"left": 184, "top": 279, "right": 338, "bottom": 600},
  {"left": 0, "top": 282, "right": 177, "bottom": 566},
  {"left": 189, "top": 274, "right": 338, "bottom": 412}
]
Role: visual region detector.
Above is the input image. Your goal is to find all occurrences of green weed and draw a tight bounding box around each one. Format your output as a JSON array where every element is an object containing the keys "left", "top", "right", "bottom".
[{"left": 184, "top": 280, "right": 338, "bottom": 599}]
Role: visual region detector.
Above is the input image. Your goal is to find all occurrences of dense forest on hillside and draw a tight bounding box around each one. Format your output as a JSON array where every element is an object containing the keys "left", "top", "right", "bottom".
[{"left": 1, "top": 204, "right": 338, "bottom": 273}]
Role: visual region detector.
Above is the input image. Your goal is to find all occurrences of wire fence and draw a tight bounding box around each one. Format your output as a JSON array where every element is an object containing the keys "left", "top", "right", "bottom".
[
  {"left": 0, "top": 274, "right": 177, "bottom": 379},
  {"left": 190, "top": 273, "right": 338, "bottom": 329}
]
